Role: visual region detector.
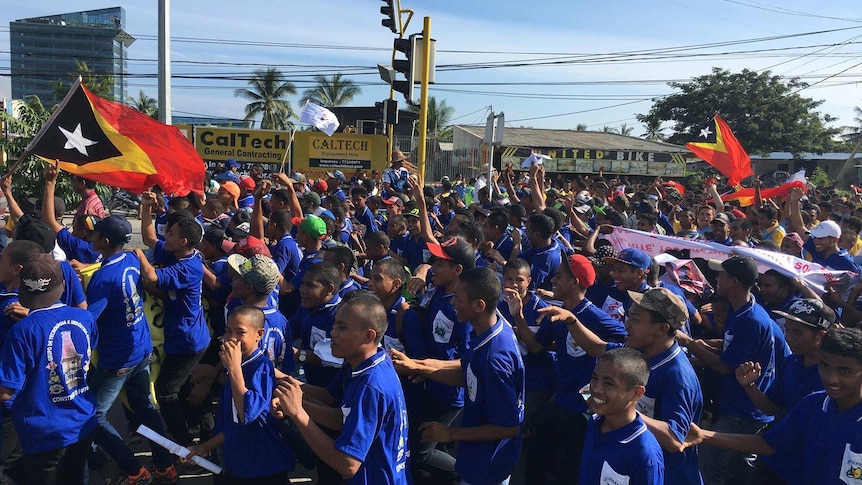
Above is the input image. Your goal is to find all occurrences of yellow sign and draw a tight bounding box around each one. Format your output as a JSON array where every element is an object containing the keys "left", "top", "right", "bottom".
[
  {"left": 293, "top": 132, "right": 388, "bottom": 180},
  {"left": 194, "top": 127, "right": 289, "bottom": 171}
]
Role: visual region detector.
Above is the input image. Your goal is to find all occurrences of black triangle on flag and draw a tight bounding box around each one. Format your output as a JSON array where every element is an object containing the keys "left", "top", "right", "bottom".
[
  {"left": 690, "top": 118, "right": 718, "bottom": 144},
  {"left": 28, "top": 83, "right": 122, "bottom": 165}
]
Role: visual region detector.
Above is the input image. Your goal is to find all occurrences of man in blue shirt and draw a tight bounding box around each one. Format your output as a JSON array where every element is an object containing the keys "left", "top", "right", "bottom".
[
  {"left": 392, "top": 267, "right": 524, "bottom": 485},
  {"left": 276, "top": 293, "right": 411, "bottom": 485},
  {"left": 323, "top": 246, "right": 362, "bottom": 298},
  {"left": 540, "top": 287, "right": 704, "bottom": 484},
  {"left": 136, "top": 208, "right": 209, "bottom": 452},
  {"left": 686, "top": 327, "right": 862, "bottom": 485},
  {"left": 87, "top": 215, "right": 175, "bottom": 483},
  {"left": 578, "top": 348, "right": 665, "bottom": 484},
  {"left": 803, "top": 220, "right": 859, "bottom": 272},
  {"left": 326, "top": 170, "right": 348, "bottom": 201},
  {"left": 678, "top": 255, "right": 786, "bottom": 485},
  {"left": 351, "top": 186, "right": 380, "bottom": 234},
  {"left": 517, "top": 213, "right": 562, "bottom": 291},
  {"left": 289, "top": 262, "right": 343, "bottom": 388},
  {"left": 0, "top": 254, "right": 98, "bottom": 485}
]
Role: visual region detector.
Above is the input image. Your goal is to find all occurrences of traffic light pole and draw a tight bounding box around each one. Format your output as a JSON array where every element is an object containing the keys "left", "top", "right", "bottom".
[{"left": 416, "top": 16, "right": 432, "bottom": 184}]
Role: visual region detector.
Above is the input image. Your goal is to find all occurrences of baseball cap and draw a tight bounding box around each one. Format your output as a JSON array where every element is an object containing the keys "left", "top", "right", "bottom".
[
  {"left": 604, "top": 248, "right": 652, "bottom": 272},
  {"left": 326, "top": 170, "right": 346, "bottom": 183},
  {"left": 589, "top": 244, "right": 618, "bottom": 267},
  {"left": 809, "top": 220, "right": 841, "bottom": 239},
  {"left": 628, "top": 287, "right": 688, "bottom": 329},
  {"left": 290, "top": 173, "right": 307, "bottom": 185},
  {"left": 708, "top": 255, "right": 759, "bottom": 286},
  {"left": 18, "top": 253, "right": 64, "bottom": 309},
  {"left": 239, "top": 175, "right": 255, "bottom": 191},
  {"left": 313, "top": 179, "right": 328, "bottom": 193},
  {"left": 403, "top": 208, "right": 421, "bottom": 218},
  {"left": 93, "top": 215, "right": 132, "bottom": 247},
  {"left": 225, "top": 158, "right": 241, "bottom": 170},
  {"left": 574, "top": 204, "right": 592, "bottom": 214},
  {"left": 576, "top": 190, "right": 593, "bottom": 205},
  {"left": 427, "top": 237, "right": 476, "bottom": 270},
  {"left": 301, "top": 191, "right": 321, "bottom": 207},
  {"left": 382, "top": 196, "right": 404, "bottom": 207},
  {"left": 711, "top": 213, "right": 731, "bottom": 225},
  {"left": 773, "top": 298, "right": 835, "bottom": 330},
  {"left": 15, "top": 215, "right": 57, "bottom": 253},
  {"left": 729, "top": 209, "right": 747, "bottom": 220},
  {"left": 292, "top": 215, "right": 327, "bottom": 239},
  {"left": 219, "top": 181, "right": 240, "bottom": 207},
  {"left": 784, "top": 232, "right": 804, "bottom": 248},
  {"left": 32, "top": 196, "right": 66, "bottom": 220},
  {"left": 227, "top": 254, "right": 280, "bottom": 295},
  {"left": 227, "top": 222, "right": 251, "bottom": 239},
  {"left": 566, "top": 254, "right": 596, "bottom": 288},
  {"left": 202, "top": 227, "right": 236, "bottom": 253},
  {"left": 234, "top": 236, "right": 272, "bottom": 258}
]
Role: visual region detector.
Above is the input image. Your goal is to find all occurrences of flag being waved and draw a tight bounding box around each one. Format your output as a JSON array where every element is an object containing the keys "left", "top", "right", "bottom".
[
  {"left": 299, "top": 101, "right": 340, "bottom": 136},
  {"left": 26, "top": 79, "right": 205, "bottom": 196},
  {"left": 686, "top": 114, "right": 753, "bottom": 186}
]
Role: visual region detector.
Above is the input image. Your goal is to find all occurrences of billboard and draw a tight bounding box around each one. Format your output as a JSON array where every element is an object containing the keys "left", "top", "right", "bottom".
[
  {"left": 293, "top": 132, "right": 388, "bottom": 180},
  {"left": 194, "top": 126, "right": 289, "bottom": 173},
  {"left": 500, "top": 147, "right": 688, "bottom": 177}
]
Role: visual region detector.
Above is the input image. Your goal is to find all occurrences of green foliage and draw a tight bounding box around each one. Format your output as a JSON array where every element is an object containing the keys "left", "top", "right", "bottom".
[
  {"left": 127, "top": 90, "right": 158, "bottom": 118},
  {"left": 52, "top": 60, "right": 115, "bottom": 102},
  {"left": 409, "top": 97, "right": 455, "bottom": 139},
  {"left": 234, "top": 68, "right": 297, "bottom": 130},
  {"left": 684, "top": 170, "right": 706, "bottom": 189},
  {"left": 638, "top": 68, "right": 840, "bottom": 156},
  {"left": 575, "top": 123, "right": 588, "bottom": 131},
  {"left": 300, "top": 74, "right": 361, "bottom": 108},
  {"left": 809, "top": 166, "right": 832, "bottom": 188}
]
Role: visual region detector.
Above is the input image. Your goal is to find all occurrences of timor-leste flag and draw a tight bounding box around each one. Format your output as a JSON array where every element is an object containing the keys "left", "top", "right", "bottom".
[
  {"left": 686, "top": 115, "right": 753, "bottom": 187},
  {"left": 26, "top": 79, "right": 204, "bottom": 196}
]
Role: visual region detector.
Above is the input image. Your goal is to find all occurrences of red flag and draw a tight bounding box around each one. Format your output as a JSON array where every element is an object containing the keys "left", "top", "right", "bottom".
[
  {"left": 721, "top": 180, "right": 807, "bottom": 207},
  {"left": 663, "top": 180, "right": 686, "bottom": 196},
  {"left": 686, "top": 115, "right": 753, "bottom": 186},
  {"left": 27, "top": 80, "right": 204, "bottom": 196}
]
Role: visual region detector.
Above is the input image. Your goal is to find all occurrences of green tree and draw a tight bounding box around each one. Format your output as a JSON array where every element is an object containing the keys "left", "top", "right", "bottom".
[
  {"left": 642, "top": 118, "right": 666, "bottom": 141},
  {"left": 618, "top": 123, "right": 634, "bottom": 136},
  {"left": 410, "top": 97, "right": 455, "bottom": 139},
  {"left": 638, "top": 68, "right": 840, "bottom": 156},
  {"left": 575, "top": 123, "right": 588, "bottom": 131},
  {"left": 51, "top": 60, "right": 115, "bottom": 102},
  {"left": 840, "top": 106, "right": 862, "bottom": 145},
  {"left": 234, "top": 68, "right": 297, "bottom": 130},
  {"left": 809, "top": 166, "right": 832, "bottom": 188},
  {"left": 299, "top": 74, "right": 361, "bottom": 108},
  {"left": 127, "top": 90, "right": 158, "bottom": 118},
  {"left": 0, "top": 96, "right": 78, "bottom": 205},
  {"left": 602, "top": 125, "right": 615, "bottom": 133}
]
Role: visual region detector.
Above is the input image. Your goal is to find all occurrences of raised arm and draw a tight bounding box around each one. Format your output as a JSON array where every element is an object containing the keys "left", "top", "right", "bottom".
[
  {"left": 536, "top": 306, "right": 608, "bottom": 358},
  {"left": 787, "top": 187, "right": 806, "bottom": 235},
  {"left": 139, "top": 191, "right": 159, "bottom": 249},
  {"left": 1, "top": 175, "right": 24, "bottom": 223},
  {"left": 407, "top": 176, "right": 439, "bottom": 245},
  {"left": 250, "top": 179, "right": 271, "bottom": 240},
  {"left": 271, "top": 173, "right": 303, "bottom": 218},
  {"left": 42, "top": 161, "right": 64, "bottom": 233}
]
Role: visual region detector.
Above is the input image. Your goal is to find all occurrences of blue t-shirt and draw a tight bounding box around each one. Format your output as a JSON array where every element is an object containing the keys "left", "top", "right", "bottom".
[
  {"left": 497, "top": 292, "right": 555, "bottom": 393},
  {"left": 456, "top": 318, "right": 525, "bottom": 485},
  {"left": 578, "top": 414, "right": 665, "bottom": 485},
  {"left": 609, "top": 342, "right": 703, "bottom": 484},
  {"left": 493, "top": 234, "right": 514, "bottom": 262},
  {"left": 719, "top": 298, "right": 781, "bottom": 423},
  {"left": 338, "top": 278, "right": 363, "bottom": 299},
  {"left": 60, "top": 260, "right": 87, "bottom": 308},
  {"left": 290, "top": 294, "right": 341, "bottom": 386},
  {"left": 763, "top": 391, "right": 862, "bottom": 485},
  {"left": 335, "top": 350, "right": 410, "bottom": 485},
  {"left": 381, "top": 295, "right": 406, "bottom": 352},
  {"left": 586, "top": 278, "right": 626, "bottom": 324},
  {"left": 804, "top": 239, "right": 859, "bottom": 272},
  {"left": 237, "top": 194, "right": 255, "bottom": 211},
  {"left": 215, "top": 349, "right": 295, "bottom": 477},
  {"left": 260, "top": 304, "right": 292, "bottom": 375},
  {"left": 0, "top": 304, "right": 98, "bottom": 454},
  {"left": 86, "top": 251, "right": 151, "bottom": 369},
  {"left": 389, "top": 232, "right": 409, "bottom": 261},
  {"left": 355, "top": 205, "right": 379, "bottom": 234},
  {"left": 535, "top": 299, "right": 627, "bottom": 413},
  {"left": 518, "top": 239, "right": 562, "bottom": 291},
  {"left": 765, "top": 353, "right": 822, "bottom": 411},
  {"left": 153, "top": 241, "right": 210, "bottom": 354},
  {"left": 0, "top": 288, "right": 19, "bottom": 347},
  {"left": 289, "top": 249, "right": 323, "bottom": 288},
  {"left": 421, "top": 288, "right": 472, "bottom": 407},
  {"left": 268, "top": 234, "right": 303, "bottom": 282},
  {"left": 205, "top": 255, "right": 233, "bottom": 337},
  {"left": 403, "top": 235, "right": 430, "bottom": 272},
  {"left": 57, "top": 227, "right": 101, "bottom": 264}
]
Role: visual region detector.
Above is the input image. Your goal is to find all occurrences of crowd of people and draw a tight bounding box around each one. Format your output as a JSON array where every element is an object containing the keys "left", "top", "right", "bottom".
[{"left": 0, "top": 151, "right": 859, "bottom": 485}]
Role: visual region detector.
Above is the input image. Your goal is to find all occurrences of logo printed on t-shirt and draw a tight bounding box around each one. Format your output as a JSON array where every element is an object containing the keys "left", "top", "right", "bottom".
[
  {"left": 566, "top": 333, "right": 587, "bottom": 358},
  {"left": 45, "top": 320, "right": 92, "bottom": 403},
  {"left": 432, "top": 311, "right": 455, "bottom": 343},
  {"left": 600, "top": 460, "right": 630, "bottom": 485},
  {"left": 840, "top": 443, "right": 862, "bottom": 484},
  {"left": 466, "top": 364, "right": 478, "bottom": 402}
]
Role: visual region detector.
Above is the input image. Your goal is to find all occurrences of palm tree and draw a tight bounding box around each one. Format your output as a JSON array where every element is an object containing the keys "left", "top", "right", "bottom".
[
  {"left": 841, "top": 106, "right": 862, "bottom": 144},
  {"left": 300, "top": 74, "right": 361, "bottom": 107},
  {"left": 234, "top": 68, "right": 297, "bottom": 130},
  {"left": 618, "top": 123, "right": 634, "bottom": 136},
  {"left": 602, "top": 125, "right": 616, "bottom": 133},
  {"left": 643, "top": 118, "right": 666, "bottom": 142},
  {"left": 410, "top": 96, "right": 455, "bottom": 139},
  {"left": 127, "top": 90, "right": 158, "bottom": 117}
]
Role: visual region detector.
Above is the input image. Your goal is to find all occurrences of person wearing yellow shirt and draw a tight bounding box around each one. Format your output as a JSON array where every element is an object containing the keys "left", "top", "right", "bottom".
[{"left": 758, "top": 205, "right": 786, "bottom": 246}]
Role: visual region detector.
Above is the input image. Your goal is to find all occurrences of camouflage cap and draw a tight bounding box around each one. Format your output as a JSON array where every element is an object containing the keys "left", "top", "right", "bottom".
[
  {"left": 227, "top": 254, "right": 280, "bottom": 295},
  {"left": 627, "top": 287, "right": 688, "bottom": 329}
]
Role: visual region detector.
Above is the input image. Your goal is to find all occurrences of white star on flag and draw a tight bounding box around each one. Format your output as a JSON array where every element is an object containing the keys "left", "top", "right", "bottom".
[
  {"left": 699, "top": 126, "right": 713, "bottom": 139},
  {"left": 59, "top": 123, "right": 97, "bottom": 155}
]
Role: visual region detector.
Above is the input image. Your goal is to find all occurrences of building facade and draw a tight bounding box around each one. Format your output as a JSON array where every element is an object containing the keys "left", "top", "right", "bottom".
[{"left": 10, "top": 7, "right": 135, "bottom": 103}]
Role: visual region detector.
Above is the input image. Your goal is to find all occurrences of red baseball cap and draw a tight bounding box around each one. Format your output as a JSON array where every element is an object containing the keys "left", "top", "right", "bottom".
[
  {"left": 234, "top": 236, "right": 272, "bottom": 258},
  {"left": 566, "top": 254, "right": 596, "bottom": 288},
  {"left": 313, "top": 179, "right": 328, "bottom": 192},
  {"left": 239, "top": 175, "right": 255, "bottom": 190}
]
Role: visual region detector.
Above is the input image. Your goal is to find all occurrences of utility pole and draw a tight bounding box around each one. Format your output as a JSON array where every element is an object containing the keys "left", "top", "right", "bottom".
[
  {"left": 416, "top": 17, "right": 432, "bottom": 183},
  {"left": 834, "top": 135, "right": 862, "bottom": 188},
  {"left": 158, "top": 0, "right": 171, "bottom": 124},
  {"left": 484, "top": 110, "right": 505, "bottom": 198}
]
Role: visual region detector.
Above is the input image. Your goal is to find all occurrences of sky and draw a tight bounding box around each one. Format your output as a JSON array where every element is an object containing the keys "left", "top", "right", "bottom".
[{"left": 3, "top": 0, "right": 862, "bottom": 138}]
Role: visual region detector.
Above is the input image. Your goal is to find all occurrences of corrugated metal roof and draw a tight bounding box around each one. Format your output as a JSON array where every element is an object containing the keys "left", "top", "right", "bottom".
[
  {"left": 750, "top": 152, "right": 862, "bottom": 160},
  {"left": 455, "top": 125, "right": 687, "bottom": 152}
]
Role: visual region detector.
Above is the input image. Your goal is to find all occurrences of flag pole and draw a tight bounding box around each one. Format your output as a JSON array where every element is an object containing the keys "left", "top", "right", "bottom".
[{"left": 280, "top": 125, "right": 296, "bottom": 174}]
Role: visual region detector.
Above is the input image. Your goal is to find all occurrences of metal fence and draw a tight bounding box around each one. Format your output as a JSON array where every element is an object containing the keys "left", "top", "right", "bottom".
[{"left": 393, "top": 134, "right": 485, "bottom": 184}]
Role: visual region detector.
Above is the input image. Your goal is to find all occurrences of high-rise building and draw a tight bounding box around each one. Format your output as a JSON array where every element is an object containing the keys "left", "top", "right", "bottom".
[{"left": 9, "top": 7, "right": 135, "bottom": 103}]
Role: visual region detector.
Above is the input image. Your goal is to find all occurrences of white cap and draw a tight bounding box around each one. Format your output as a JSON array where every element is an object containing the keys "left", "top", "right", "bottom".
[{"left": 809, "top": 220, "right": 841, "bottom": 239}]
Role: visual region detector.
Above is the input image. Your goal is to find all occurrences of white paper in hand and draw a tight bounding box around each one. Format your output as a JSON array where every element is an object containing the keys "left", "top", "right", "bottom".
[
  {"left": 521, "top": 152, "right": 551, "bottom": 168},
  {"left": 313, "top": 338, "right": 344, "bottom": 368}
]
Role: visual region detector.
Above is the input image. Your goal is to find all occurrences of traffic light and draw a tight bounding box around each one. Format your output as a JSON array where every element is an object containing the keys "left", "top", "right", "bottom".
[
  {"left": 385, "top": 99, "right": 399, "bottom": 126},
  {"left": 374, "top": 101, "right": 386, "bottom": 133},
  {"left": 380, "top": 0, "right": 397, "bottom": 33},
  {"left": 391, "top": 35, "right": 418, "bottom": 104}
]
